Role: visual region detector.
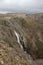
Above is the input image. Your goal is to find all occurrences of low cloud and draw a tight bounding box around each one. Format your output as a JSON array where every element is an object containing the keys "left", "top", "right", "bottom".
[{"left": 0, "top": 0, "right": 43, "bottom": 13}]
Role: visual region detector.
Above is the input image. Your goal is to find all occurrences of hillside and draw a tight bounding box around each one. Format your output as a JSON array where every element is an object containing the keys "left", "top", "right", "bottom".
[{"left": 0, "top": 13, "right": 43, "bottom": 65}]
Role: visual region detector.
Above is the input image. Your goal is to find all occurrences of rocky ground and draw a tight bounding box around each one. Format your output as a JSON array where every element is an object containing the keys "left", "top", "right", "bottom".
[{"left": 0, "top": 13, "right": 43, "bottom": 65}]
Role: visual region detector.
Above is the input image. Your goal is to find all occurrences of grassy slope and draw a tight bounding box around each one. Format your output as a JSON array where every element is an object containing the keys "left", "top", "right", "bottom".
[
  {"left": 24, "top": 14, "right": 43, "bottom": 59},
  {"left": 0, "top": 13, "right": 43, "bottom": 65},
  {"left": 12, "top": 14, "right": 43, "bottom": 59},
  {"left": 0, "top": 18, "right": 30, "bottom": 65}
]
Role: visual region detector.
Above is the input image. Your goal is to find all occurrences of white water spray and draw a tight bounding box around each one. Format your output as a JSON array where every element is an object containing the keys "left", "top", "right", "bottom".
[{"left": 14, "top": 30, "right": 23, "bottom": 50}]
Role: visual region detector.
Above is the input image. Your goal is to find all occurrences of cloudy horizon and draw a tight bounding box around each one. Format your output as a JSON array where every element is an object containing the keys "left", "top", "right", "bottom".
[{"left": 0, "top": 0, "right": 43, "bottom": 14}]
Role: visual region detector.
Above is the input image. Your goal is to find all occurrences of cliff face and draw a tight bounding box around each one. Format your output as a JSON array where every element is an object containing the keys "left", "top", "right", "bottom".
[{"left": 0, "top": 14, "right": 43, "bottom": 65}]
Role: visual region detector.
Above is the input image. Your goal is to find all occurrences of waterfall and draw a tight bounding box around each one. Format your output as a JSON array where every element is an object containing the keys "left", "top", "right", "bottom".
[
  {"left": 14, "top": 30, "right": 38, "bottom": 65},
  {"left": 14, "top": 30, "right": 23, "bottom": 50}
]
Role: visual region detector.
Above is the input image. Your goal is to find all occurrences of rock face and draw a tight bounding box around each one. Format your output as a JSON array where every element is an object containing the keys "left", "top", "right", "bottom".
[{"left": 0, "top": 14, "right": 43, "bottom": 65}]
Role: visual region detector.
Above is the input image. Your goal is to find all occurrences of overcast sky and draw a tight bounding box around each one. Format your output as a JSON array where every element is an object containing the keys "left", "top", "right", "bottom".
[{"left": 0, "top": 0, "right": 43, "bottom": 14}]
